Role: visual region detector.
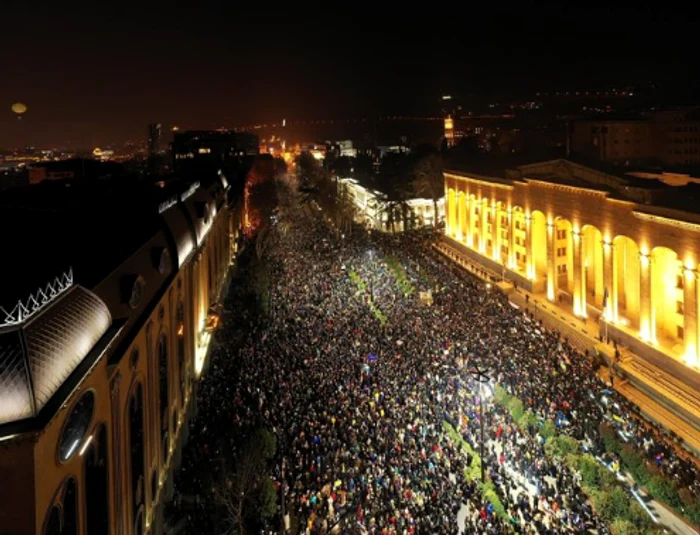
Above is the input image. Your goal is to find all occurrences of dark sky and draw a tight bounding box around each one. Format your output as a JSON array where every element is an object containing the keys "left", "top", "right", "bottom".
[{"left": 0, "top": 3, "right": 697, "bottom": 148}]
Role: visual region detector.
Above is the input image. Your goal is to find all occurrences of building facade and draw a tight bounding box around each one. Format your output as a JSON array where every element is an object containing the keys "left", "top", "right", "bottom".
[
  {"left": 0, "top": 173, "right": 243, "bottom": 535},
  {"left": 444, "top": 159, "right": 700, "bottom": 390},
  {"left": 148, "top": 123, "right": 162, "bottom": 159},
  {"left": 572, "top": 108, "right": 700, "bottom": 166},
  {"left": 337, "top": 177, "right": 444, "bottom": 232}
]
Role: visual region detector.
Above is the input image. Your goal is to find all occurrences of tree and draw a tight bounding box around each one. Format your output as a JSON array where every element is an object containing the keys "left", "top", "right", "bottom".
[
  {"left": 410, "top": 152, "right": 444, "bottom": 228},
  {"left": 329, "top": 156, "right": 353, "bottom": 177},
  {"left": 376, "top": 152, "right": 413, "bottom": 232},
  {"left": 214, "top": 428, "right": 277, "bottom": 535},
  {"left": 335, "top": 185, "right": 357, "bottom": 234},
  {"left": 295, "top": 152, "right": 322, "bottom": 188},
  {"left": 594, "top": 486, "right": 630, "bottom": 522}
]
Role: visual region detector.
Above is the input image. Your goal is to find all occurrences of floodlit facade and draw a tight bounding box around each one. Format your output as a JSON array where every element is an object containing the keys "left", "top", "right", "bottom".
[
  {"left": 444, "top": 159, "right": 700, "bottom": 390},
  {"left": 0, "top": 173, "right": 243, "bottom": 535},
  {"left": 337, "top": 177, "right": 444, "bottom": 231}
]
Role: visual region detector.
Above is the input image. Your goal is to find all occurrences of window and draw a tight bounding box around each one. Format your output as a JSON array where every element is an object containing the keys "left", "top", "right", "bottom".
[
  {"left": 58, "top": 391, "right": 95, "bottom": 462},
  {"left": 85, "top": 426, "right": 109, "bottom": 534},
  {"left": 677, "top": 301, "right": 685, "bottom": 315},
  {"left": 677, "top": 274, "right": 685, "bottom": 289},
  {"left": 516, "top": 252, "right": 521, "bottom": 260},
  {"left": 44, "top": 506, "right": 61, "bottom": 535},
  {"left": 158, "top": 334, "right": 170, "bottom": 456},
  {"left": 129, "top": 385, "right": 145, "bottom": 531},
  {"left": 177, "top": 302, "right": 187, "bottom": 406},
  {"left": 678, "top": 326, "right": 685, "bottom": 340},
  {"left": 62, "top": 479, "right": 78, "bottom": 535}
]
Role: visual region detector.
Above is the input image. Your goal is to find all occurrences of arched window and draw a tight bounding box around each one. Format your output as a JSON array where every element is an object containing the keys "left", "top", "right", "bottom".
[
  {"left": 58, "top": 391, "right": 95, "bottom": 462},
  {"left": 177, "top": 301, "right": 186, "bottom": 406},
  {"left": 158, "top": 334, "right": 169, "bottom": 456},
  {"left": 62, "top": 479, "right": 78, "bottom": 535},
  {"left": 85, "top": 425, "right": 109, "bottom": 534},
  {"left": 44, "top": 505, "right": 61, "bottom": 535},
  {"left": 43, "top": 478, "right": 79, "bottom": 535},
  {"left": 129, "top": 385, "right": 145, "bottom": 533},
  {"left": 208, "top": 255, "right": 214, "bottom": 297}
]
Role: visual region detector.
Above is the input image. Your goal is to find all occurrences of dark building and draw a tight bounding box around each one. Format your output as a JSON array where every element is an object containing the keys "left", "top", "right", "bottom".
[
  {"left": 148, "top": 123, "right": 162, "bottom": 174},
  {"left": 0, "top": 171, "right": 244, "bottom": 535},
  {"left": 148, "top": 123, "right": 162, "bottom": 158},
  {"left": 28, "top": 158, "right": 126, "bottom": 184},
  {"left": 172, "top": 130, "right": 259, "bottom": 174}
]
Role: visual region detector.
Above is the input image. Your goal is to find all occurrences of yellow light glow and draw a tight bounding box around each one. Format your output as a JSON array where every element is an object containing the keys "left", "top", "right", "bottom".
[{"left": 195, "top": 331, "right": 212, "bottom": 377}]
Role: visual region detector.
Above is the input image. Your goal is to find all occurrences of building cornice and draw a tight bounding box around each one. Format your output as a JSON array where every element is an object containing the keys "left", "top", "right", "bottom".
[
  {"left": 633, "top": 211, "right": 700, "bottom": 233},
  {"left": 523, "top": 178, "right": 608, "bottom": 197},
  {"left": 444, "top": 172, "right": 514, "bottom": 190}
]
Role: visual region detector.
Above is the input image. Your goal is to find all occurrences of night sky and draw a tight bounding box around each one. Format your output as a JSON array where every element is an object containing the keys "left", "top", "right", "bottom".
[{"left": 0, "top": 3, "right": 697, "bottom": 148}]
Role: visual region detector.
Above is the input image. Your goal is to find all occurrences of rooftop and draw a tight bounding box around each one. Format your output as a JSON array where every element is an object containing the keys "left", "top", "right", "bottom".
[
  {"left": 445, "top": 156, "right": 700, "bottom": 216},
  {"left": 0, "top": 172, "right": 230, "bottom": 310}
]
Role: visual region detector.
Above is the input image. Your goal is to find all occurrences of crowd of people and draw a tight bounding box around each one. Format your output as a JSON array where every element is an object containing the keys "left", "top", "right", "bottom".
[{"left": 171, "top": 184, "right": 698, "bottom": 534}]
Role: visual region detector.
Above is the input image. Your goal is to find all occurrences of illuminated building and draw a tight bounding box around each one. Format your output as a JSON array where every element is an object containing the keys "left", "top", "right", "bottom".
[
  {"left": 444, "top": 158, "right": 700, "bottom": 392},
  {"left": 0, "top": 171, "right": 242, "bottom": 535},
  {"left": 444, "top": 115, "right": 455, "bottom": 148},
  {"left": 337, "top": 177, "right": 444, "bottom": 231}
]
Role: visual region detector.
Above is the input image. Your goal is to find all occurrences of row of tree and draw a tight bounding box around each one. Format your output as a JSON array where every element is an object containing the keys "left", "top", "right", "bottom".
[{"left": 296, "top": 144, "right": 445, "bottom": 232}]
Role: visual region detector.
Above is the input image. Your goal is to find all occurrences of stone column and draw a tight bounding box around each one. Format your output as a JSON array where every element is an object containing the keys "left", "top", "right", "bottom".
[
  {"left": 493, "top": 205, "right": 501, "bottom": 262},
  {"left": 459, "top": 194, "right": 467, "bottom": 244},
  {"left": 466, "top": 197, "right": 473, "bottom": 248},
  {"left": 573, "top": 230, "right": 584, "bottom": 316},
  {"left": 444, "top": 189, "right": 451, "bottom": 236},
  {"left": 684, "top": 268, "right": 698, "bottom": 363},
  {"left": 547, "top": 222, "right": 557, "bottom": 301},
  {"left": 455, "top": 194, "right": 463, "bottom": 241},
  {"left": 525, "top": 214, "right": 533, "bottom": 279},
  {"left": 639, "top": 253, "right": 653, "bottom": 342},
  {"left": 508, "top": 209, "right": 516, "bottom": 269},
  {"left": 602, "top": 240, "right": 616, "bottom": 321},
  {"left": 480, "top": 200, "right": 488, "bottom": 254}
]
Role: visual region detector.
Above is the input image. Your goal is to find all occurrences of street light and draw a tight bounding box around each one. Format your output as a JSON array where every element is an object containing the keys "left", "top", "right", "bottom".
[{"left": 470, "top": 364, "right": 491, "bottom": 482}]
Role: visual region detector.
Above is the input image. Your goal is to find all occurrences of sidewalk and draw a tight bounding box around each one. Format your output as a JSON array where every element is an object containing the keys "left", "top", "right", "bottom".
[{"left": 434, "top": 239, "right": 700, "bottom": 463}]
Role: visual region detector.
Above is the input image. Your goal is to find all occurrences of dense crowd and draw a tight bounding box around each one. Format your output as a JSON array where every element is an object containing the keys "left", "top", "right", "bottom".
[{"left": 172, "top": 186, "right": 698, "bottom": 534}]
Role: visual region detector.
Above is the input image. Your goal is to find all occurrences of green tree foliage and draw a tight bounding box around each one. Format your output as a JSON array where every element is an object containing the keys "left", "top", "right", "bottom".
[
  {"left": 539, "top": 419, "right": 557, "bottom": 439},
  {"left": 646, "top": 475, "right": 681, "bottom": 508},
  {"left": 251, "top": 478, "right": 278, "bottom": 521},
  {"left": 544, "top": 436, "right": 579, "bottom": 458},
  {"left": 410, "top": 152, "right": 444, "bottom": 228},
  {"left": 578, "top": 454, "right": 601, "bottom": 489},
  {"left": 594, "top": 486, "right": 630, "bottom": 522}
]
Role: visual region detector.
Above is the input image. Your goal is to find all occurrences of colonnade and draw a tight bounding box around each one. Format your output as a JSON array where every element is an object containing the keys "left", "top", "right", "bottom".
[{"left": 445, "top": 188, "right": 699, "bottom": 367}]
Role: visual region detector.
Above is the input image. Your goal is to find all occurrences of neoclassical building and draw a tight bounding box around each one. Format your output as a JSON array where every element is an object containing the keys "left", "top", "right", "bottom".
[
  {"left": 0, "top": 172, "right": 243, "bottom": 535},
  {"left": 444, "top": 159, "right": 700, "bottom": 391}
]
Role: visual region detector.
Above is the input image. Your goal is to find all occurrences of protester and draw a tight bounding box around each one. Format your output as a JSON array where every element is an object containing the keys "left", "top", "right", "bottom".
[{"left": 171, "top": 190, "right": 698, "bottom": 534}]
